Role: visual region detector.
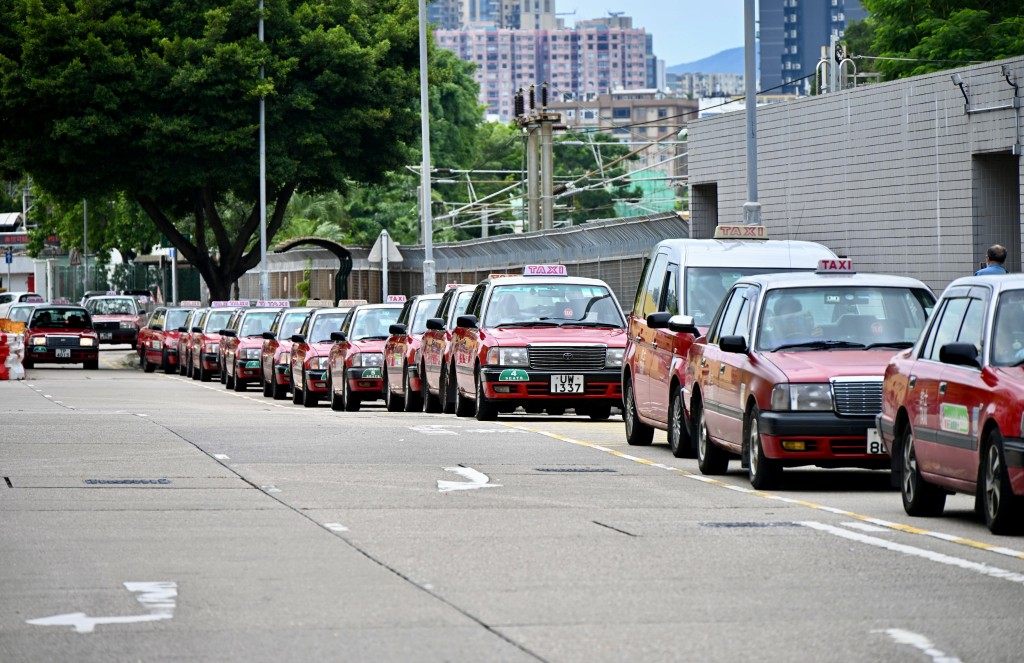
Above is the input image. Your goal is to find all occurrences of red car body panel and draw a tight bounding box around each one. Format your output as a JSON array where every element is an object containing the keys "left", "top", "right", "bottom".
[
  {"left": 384, "top": 294, "right": 443, "bottom": 398},
  {"left": 421, "top": 286, "right": 476, "bottom": 401},
  {"left": 261, "top": 308, "right": 315, "bottom": 389}
]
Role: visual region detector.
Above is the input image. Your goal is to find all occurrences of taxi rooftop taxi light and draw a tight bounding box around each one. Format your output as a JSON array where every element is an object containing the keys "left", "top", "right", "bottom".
[
  {"left": 816, "top": 259, "right": 855, "bottom": 273},
  {"left": 713, "top": 225, "right": 768, "bottom": 239},
  {"left": 386, "top": 295, "right": 407, "bottom": 303},
  {"left": 523, "top": 264, "right": 568, "bottom": 276},
  {"left": 255, "top": 300, "right": 290, "bottom": 308},
  {"left": 336, "top": 299, "right": 368, "bottom": 307},
  {"left": 211, "top": 300, "right": 250, "bottom": 308}
]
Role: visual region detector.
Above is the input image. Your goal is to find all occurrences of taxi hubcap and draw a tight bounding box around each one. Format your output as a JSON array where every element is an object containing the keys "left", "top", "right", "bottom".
[
  {"left": 902, "top": 434, "right": 916, "bottom": 502},
  {"left": 749, "top": 419, "right": 759, "bottom": 477},
  {"left": 670, "top": 396, "right": 681, "bottom": 443},
  {"left": 625, "top": 383, "right": 635, "bottom": 432},
  {"left": 698, "top": 411, "right": 708, "bottom": 460},
  {"left": 986, "top": 445, "right": 1001, "bottom": 520}
]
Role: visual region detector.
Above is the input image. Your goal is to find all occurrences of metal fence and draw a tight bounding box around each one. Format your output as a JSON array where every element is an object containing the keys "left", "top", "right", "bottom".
[{"left": 47, "top": 260, "right": 202, "bottom": 303}]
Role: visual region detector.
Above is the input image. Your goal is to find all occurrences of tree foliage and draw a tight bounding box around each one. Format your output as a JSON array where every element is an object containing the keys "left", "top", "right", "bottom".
[{"left": 857, "top": 0, "right": 1024, "bottom": 79}]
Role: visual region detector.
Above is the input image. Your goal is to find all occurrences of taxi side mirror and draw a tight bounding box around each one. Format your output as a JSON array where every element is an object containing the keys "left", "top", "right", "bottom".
[
  {"left": 191, "top": 326, "right": 202, "bottom": 333},
  {"left": 457, "top": 315, "right": 477, "bottom": 329},
  {"left": 720, "top": 335, "right": 748, "bottom": 354},
  {"left": 667, "top": 314, "right": 698, "bottom": 335},
  {"left": 330, "top": 331, "right": 347, "bottom": 342},
  {"left": 219, "top": 329, "right": 236, "bottom": 337},
  {"left": 177, "top": 326, "right": 187, "bottom": 333},
  {"left": 389, "top": 323, "right": 407, "bottom": 336},
  {"left": 290, "top": 333, "right": 306, "bottom": 344},
  {"left": 646, "top": 312, "right": 673, "bottom": 329},
  {"left": 262, "top": 331, "right": 276, "bottom": 341},
  {"left": 426, "top": 317, "right": 444, "bottom": 331},
  {"left": 149, "top": 324, "right": 163, "bottom": 331},
  {"left": 939, "top": 343, "right": 980, "bottom": 369}
]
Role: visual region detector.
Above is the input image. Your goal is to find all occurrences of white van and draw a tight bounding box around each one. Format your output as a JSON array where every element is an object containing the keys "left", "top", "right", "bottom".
[
  {"left": 0, "top": 291, "right": 44, "bottom": 319},
  {"left": 622, "top": 228, "right": 838, "bottom": 455}
]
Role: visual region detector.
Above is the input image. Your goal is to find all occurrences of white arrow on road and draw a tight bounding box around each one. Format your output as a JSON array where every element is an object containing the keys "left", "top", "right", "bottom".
[
  {"left": 26, "top": 581, "right": 177, "bottom": 634},
  {"left": 437, "top": 466, "right": 502, "bottom": 493}
]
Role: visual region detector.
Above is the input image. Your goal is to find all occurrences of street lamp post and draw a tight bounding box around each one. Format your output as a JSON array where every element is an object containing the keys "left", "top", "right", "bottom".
[
  {"left": 743, "top": 0, "right": 762, "bottom": 226},
  {"left": 258, "top": 0, "right": 269, "bottom": 300},
  {"left": 417, "top": 0, "right": 435, "bottom": 294},
  {"left": 82, "top": 199, "right": 88, "bottom": 299}
]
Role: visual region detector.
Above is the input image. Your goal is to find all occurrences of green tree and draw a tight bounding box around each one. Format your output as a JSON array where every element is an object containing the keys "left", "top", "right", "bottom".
[
  {"left": 26, "top": 191, "right": 160, "bottom": 263},
  {"left": 0, "top": 0, "right": 422, "bottom": 299},
  {"left": 860, "top": 0, "right": 1024, "bottom": 79}
]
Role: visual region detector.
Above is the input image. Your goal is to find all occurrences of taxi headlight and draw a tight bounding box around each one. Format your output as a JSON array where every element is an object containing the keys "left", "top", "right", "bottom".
[
  {"left": 32, "top": 336, "right": 46, "bottom": 346},
  {"left": 243, "top": 348, "right": 261, "bottom": 359},
  {"left": 120, "top": 321, "right": 136, "bottom": 329},
  {"left": 351, "top": 352, "right": 383, "bottom": 368},
  {"left": 279, "top": 352, "right": 290, "bottom": 365},
  {"left": 605, "top": 348, "right": 625, "bottom": 368},
  {"left": 771, "top": 383, "right": 833, "bottom": 412},
  {"left": 150, "top": 340, "right": 162, "bottom": 350},
  {"left": 80, "top": 337, "right": 95, "bottom": 347},
  {"left": 205, "top": 343, "right": 219, "bottom": 354},
  {"left": 487, "top": 347, "right": 528, "bottom": 366},
  {"left": 310, "top": 356, "right": 329, "bottom": 370},
  {"left": 413, "top": 348, "right": 421, "bottom": 365}
]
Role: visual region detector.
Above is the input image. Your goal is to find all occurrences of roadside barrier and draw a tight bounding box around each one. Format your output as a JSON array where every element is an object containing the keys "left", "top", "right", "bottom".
[{"left": 0, "top": 321, "right": 27, "bottom": 380}]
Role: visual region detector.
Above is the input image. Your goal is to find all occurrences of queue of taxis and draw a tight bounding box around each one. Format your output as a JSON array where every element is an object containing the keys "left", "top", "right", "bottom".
[
  {"left": 138, "top": 306, "right": 196, "bottom": 373},
  {"left": 683, "top": 261, "right": 935, "bottom": 488},
  {"left": 879, "top": 275, "right": 1024, "bottom": 533},
  {"left": 84, "top": 294, "right": 146, "bottom": 348},
  {"left": 383, "top": 293, "right": 444, "bottom": 412},
  {"left": 327, "top": 302, "right": 405, "bottom": 411},
  {"left": 189, "top": 303, "right": 245, "bottom": 382},
  {"left": 21, "top": 304, "right": 100, "bottom": 370},
  {"left": 450, "top": 266, "right": 628, "bottom": 421},
  {"left": 260, "top": 306, "right": 318, "bottom": 399},
  {"left": 421, "top": 284, "right": 476, "bottom": 413},
  {"left": 220, "top": 302, "right": 288, "bottom": 391}
]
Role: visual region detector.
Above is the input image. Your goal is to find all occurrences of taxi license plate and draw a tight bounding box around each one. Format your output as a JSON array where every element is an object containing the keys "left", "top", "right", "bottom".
[
  {"left": 99, "top": 332, "right": 112, "bottom": 340},
  {"left": 550, "top": 374, "right": 584, "bottom": 394},
  {"left": 867, "top": 428, "right": 885, "bottom": 454},
  {"left": 55, "top": 348, "right": 71, "bottom": 358}
]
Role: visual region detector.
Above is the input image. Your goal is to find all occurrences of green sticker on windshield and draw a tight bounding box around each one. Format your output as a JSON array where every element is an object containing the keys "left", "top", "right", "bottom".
[
  {"left": 940, "top": 404, "right": 970, "bottom": 435},
  {"left": 361, "top": 368, "right": 382, "bottom": 379},
  {"left": 498, "top": 368, "right": 529, "bottom": 382}
]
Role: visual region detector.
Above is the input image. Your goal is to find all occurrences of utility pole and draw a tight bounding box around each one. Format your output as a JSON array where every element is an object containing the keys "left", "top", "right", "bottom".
[
  {"left": 417, "top": 0, "right": 436, "bottom": 293},
  {"left": 742, "top": 0, "right": 761, "bottom": 227},
  {"left": 258, "top": 0, "right": 269, "bottom": 300},
  {"left": 82, "top": 200, "right": 89, "bottom": 298},
  {"left": 170, "top": 248, "right": 179, "bottom": 304},
  {"left": 514, "top": 85, "right": 560, "bottom": 232}
]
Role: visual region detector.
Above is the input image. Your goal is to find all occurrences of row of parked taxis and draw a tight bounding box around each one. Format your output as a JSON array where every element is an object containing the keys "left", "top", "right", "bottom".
[{"left": 128, "top": 225, "right": 1024, "bottom": 534}]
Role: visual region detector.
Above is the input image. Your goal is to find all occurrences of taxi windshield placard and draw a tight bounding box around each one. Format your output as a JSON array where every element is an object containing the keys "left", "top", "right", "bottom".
[
  {"left": 523, "top": 264, "right": 567, "bottom": 276},
  {"left": 816, "top": 259, "right": 854, "bottom": 274}
]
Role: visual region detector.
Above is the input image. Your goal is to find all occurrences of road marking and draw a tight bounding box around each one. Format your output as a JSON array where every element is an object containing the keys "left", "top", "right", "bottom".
[
  {"left": 323, "top": 523, "right": 349, "bottom": 532},
  {"left": 437, "top": 466, "right": 501, "bottom": 493},
  {"left": 410, "top": 425, "right": 459, "bottom": 436},
  {"left": 498, "top": 422, "right": 1024, "bottom": 562},
  {"left": 261, "top": 485, "right": 282, "bottom": 493},
  {"left": 213, "top": 454, "right": 230, "bottom": 460},
  {"left": 26, "top": 581, "right": 176, "bottom": 634},
  {"left": 874, "top": 628, "right": 962, "bottom": 663},
  {"left": 842, "top": 521, "right": 889, "bottom": 533}
]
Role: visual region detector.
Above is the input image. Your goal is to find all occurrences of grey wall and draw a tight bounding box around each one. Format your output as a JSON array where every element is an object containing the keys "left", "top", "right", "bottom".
[{"left": 688, "top": 57, "right": 1024, "bottom": 292}]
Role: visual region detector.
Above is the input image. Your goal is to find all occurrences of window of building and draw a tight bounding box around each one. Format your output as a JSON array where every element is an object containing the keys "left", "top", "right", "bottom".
[{"left": 612, "top": 107, "right": 631, "bottom": 119}]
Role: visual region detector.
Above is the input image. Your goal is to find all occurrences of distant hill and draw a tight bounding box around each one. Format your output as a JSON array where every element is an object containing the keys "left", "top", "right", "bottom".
[{"left": 668, "top": 47, "right": 746, "bottom": 74}]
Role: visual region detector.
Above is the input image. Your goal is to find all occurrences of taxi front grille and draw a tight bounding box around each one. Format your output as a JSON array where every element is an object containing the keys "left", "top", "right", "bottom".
[
  {"left": 40, "top": 336, "right": 83, "bottom": 348},
  {"left": 93, "top": 321, "right": 119, "bottom": 331},
  {"left": 832, "top": 380, "right": 883, "bottom": 416},
  {"left": 528, "top": 345, "right": 606, "bottom": 371}
]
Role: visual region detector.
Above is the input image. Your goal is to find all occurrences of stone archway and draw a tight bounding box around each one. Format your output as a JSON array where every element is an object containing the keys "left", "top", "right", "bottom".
[{"left": 273, "top": 237, "right": 353, "bottom": 302}]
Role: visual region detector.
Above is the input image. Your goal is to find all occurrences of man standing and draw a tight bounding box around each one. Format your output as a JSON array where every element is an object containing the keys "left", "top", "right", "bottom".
[{"left": 976, "top": 244, "right": 1008, "bottom": 275}]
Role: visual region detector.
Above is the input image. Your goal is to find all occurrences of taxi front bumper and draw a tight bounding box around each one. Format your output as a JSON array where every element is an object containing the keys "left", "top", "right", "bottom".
[
  {"left": 345, "top": 367, "right": 384, "bottom": 395},
  {"left": 304, "top": 369, "right": 329, "bottom": 393},
  {"left": 273, "top": 362, "right": 291, "bottom": 385},
  {"left": 479, "top": 368, "right": 622, "bottom": 404},
  {"left": 234, "top": 359, "right": 262, "bottom": 379},
  {"left": 200, "top": 352, "right": 220, "bottom": 370},
  {"left": 27, "top": 347, "right": 98, "bottom": 364},
  {"left": 757, "top": 411, "right": 889, "bottom": 466}
]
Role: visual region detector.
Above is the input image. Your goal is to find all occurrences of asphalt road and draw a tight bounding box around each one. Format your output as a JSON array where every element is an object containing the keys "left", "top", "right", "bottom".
[{"left": 2, "top": 347, "right": 1023, "bottom": 662}]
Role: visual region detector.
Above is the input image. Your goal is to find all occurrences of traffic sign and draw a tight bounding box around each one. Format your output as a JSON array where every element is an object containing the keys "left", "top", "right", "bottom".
[
  {"left": 69, "top": 247, "right": 81, "bottom": 266},
  {"left": 4, "top": 248, "right": 12, "bottom": 264},
  {"left": 367, "top": 232, "right": 403, "bottom": 263}
]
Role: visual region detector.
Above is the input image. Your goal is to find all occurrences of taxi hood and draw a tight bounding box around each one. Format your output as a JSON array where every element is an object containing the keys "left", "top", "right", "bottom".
[
  {"left": 487, "top": 326, "right": 628, "bottom": 347},
  {"left": 763, "top": 350, "right": 895, "bottom": 382},
  {"left": 348, "top": 339, "right": 388, "bottom": 354},
  {"left": 306, "top": 340, "right": 336, "bottom": 357}
]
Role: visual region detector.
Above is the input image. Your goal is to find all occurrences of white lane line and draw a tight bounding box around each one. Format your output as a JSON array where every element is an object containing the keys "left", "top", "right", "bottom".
[
  {"left": 799, "top": 521, "right": 1024, "bottom": 585},
  {"left": 44, "top": 394, "right": 51, "bottom": 398},
  {"left": 437, "top": 466, "right": 501, "bottom": 493},
  {"left": 323, "top": 523, "right": 349, "bottom": 532},
  {"left": 842, "top": 521, "right": 889, "bottom": 533},
  {"left": 213, "top": 454, "right": 230, "bottom": 460},
  {"left": 261, "top": 485, "right": 282, "bottom": 493},
  {"left": 874, "top": 628, "right": 962, "bottom": 663}
]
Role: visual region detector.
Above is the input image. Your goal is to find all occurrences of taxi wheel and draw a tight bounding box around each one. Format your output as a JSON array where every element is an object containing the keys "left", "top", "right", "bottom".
[
  {"left": 262, "top": 368, "right": 273, "bottom": 397},
  {"left": 130, "top": 341, "right": 138, "bottom": 350},
  {"left": 329, "top": 375, "right": 344, "bottom": 411},
  {"left": 747, "top": 408, "right": 781, "bottom": 489},
  {"left": 233, "top": 370, "right": 246, "bottom": 392},
  {"left": 292, "top": 374, "right": 303, "bottom": 405},
  {"left": 441, "top": 366, "right": 457, "bottom": 415},
  {"left": 84, "top": 359, "right": 98, "bottom": 370},
  {"left": 422, "top": 362, "right": 442, "bottom": 413},
  {"left": 179, "top": 355, "right": 188, "bottom": 376},
  {"left": 162, "top": 351, "right": 174, "bottom": 374},
  {"left": 142, "top": 352, "right": 155, "bottom": 373},
  {"left": 695, "top": 400, "right": 729, "bottom": 475},
  {"left": 623, "top": 376, "right": 654, "bottom": 446},
  {"left": 23, "top": 358, "right": 34, "bottom": 369},
  {"left": 454, "top": 363, "right": 474, "bottom": 418},
  {"left": 190, "top": 360, "right": 199, "bottom": 380},
  {"left": 474, "top": 369, "right": 498, "bottom": 421},
  {"left": 403, "top": 366, "right": 422, "bottom": 412},
  {"left": 343, "top": 374, "right": 361, "bottom": 412},
  {"left": 272, "top": 376, "right": 288, "bottom": 400},
  {"left": 667, "top": 385, "right": 694, "bottom": 458},
  {"left": 199, "top": 363, "right": 211, "bottom": 382},
  {"left": 226, "top": 366, "right": 235, "bottom": 389},
  {"left": 302, "top": 373, "right": 318, "bottom": 408},
  {"left": 588, "top": 405, "right": 612, "bottom": 421},
  {"left": 982, "top": 430, "right": 1022, "bottom": 534},
  {"left": 384, "top": 370, "right": 403, "bottom": 412},
  {"left": 899, "top": 425, "right": 945, "bottom": 517}
]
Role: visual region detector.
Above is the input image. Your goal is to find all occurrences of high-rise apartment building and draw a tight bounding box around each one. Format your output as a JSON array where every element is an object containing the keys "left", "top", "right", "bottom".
[
  {"left": 759, "top": 0, "right": 867, "bottom": 95},
  {"left": 428, "top": 0, "right": 557, "bottom": 30}
]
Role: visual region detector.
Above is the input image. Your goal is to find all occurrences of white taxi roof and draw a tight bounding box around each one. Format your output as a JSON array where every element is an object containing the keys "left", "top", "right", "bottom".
[
  {"left": 484, "top": 274, "right": 613, "bottom": 289},
  {"left": 654, "top": 238, "right": 835, "bottom": 268},
  {"left": 734, "top": 271, "right": 931, "bottom": 291},
  {"left": 945, "top": 274, "right": 1024, "bottom": 294}
]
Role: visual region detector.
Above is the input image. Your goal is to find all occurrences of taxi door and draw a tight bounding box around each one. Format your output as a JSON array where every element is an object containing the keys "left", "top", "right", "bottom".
[
  {"left": 647, "top": 262, "right": 680, "bottom": 424},
  {"left": 630, "top": 252, "right": 669, "bottom": 420},
  {"left": 453, "top": 284, "right": 487, "bottom": 394},
  {"left": 713, "top": 285, "right": 757, "bottom": 445}
]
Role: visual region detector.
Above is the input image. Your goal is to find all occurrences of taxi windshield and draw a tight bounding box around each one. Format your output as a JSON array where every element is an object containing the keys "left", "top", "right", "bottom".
[
  {"left": 86, "top": 298, "right": 137, "bottom": 315},
  {"left": 205, "top": 311, "right": 233, "bottom": 331},
  {"left": 165, "top": 310, "right": 190, "bottom": 330},
  {"left": 483, "top": 284, "right": 624, "bottom": 328},
  {"left": 351, "top": 307, "right": 402, "bottom": 340},
  {"left": 756, "top": 286, "right": 934, "bottom": 352},
  {"left": 30, "top": 308, "right": 91, "bottom": 329},
  {"left": 310, "top": 313, "right": 346, "bottom": 342},
  {"left": 686, "top": 267, "right": 814, "bottom": 327},
  {"left": 452, "top": 291, "right": 473, "bottom": 319},
  {"left": 410, "top": 300, "right": 440, "bottom": 335},
  {"left": 990, "top": 291, "right": 1024, "bottom": 367},
  {"left": 279, "top": 312, "right": 308, "bottom": 339},
  {"left": 9, "top": 306, "right": 34, "bottom": 323},
  {"left": 240, "top": 312, "right": 278, "bottom": 337}
]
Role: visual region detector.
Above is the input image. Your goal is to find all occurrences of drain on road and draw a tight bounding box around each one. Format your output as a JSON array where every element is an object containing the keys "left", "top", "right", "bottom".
[
  {"left": 700, "top": 521, "right": 800, "bottom": 528},
  {"left": 83, "top": 479, "right": 172, "bottom": 485},
  {"left": 535, "top": 468, "right": 617, "bottom": 473}
]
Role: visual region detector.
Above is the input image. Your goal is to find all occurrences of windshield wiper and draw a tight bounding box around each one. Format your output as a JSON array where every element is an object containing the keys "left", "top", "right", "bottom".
[
  {"left": 864, "top": 341, "right": 914, "bottom": 350},
  {"left": 355, "top": 335, "right": 390, "bottom": 341},
  {"left": 496, "top": 321, "right": 560, "bottom": 328},
  {"left": 559, "top": 321, "right": 623, "bottom": 328},
  {"left": 770, "top": 340, "right": 867, "bottom": 352}
]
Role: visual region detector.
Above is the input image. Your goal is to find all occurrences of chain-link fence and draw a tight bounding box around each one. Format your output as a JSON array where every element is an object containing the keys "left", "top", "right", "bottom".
[{"left": 46, "top": 259, "right": 202, "bottom": 304}]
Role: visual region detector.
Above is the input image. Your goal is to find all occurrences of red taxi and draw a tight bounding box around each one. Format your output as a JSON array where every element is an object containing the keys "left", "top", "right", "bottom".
[
  {"left": 450, "top": 265, "right": 628, "bottom": 421},
  {"left": 326, "top": 303, "right": 404, "bottom": 411},
  {"left": 879, "top": 275, "right": 1024, "bottom": 534},
  {"left": 684, "top": 262, "right": 935, "bottom": 489},
  {"left": 138, "top": 306, "right": 195, "bottom": 374},
  {"left": 220, "top": 303, "right": 288, "bottom": 391},
  {"left": 189, "top": 303, "right": 245, "bottom": 382},
  {"left": 83, "top": 295, "right": 145, "bottom": 348},
  {"left": 420, "top": 285, "right": 476, "bottom": 413},
  {"left": 260, "top": 306, "right": 317, "bottom": 399},
  {"left": 290, "top": 307, "right": 352, "bottom": 407},
  {"left": 176, "top": 305, "right": 206, "bottom": 377},
  {"left": 216, "top": 308, "right": 248, "bottom": 384},
  {"left": 383, "top": 293, "right": 443, "bottom": 412},
  {"left": 22, "top": 305, "right": 99, "bottom": 370}
]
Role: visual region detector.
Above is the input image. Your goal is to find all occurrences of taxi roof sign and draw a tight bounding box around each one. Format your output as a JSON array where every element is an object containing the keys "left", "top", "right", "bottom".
[
  {"left": 524, "top": 264, "right": 568, "bottom": 276},
  {"left": 487, "top": 273, "right": 516, "bottom": 279},
  {"left": 385, "top": 294, "right": 407, "bottom": 303},
  {"left": 445, "top": 283, "right": 468, "bottom": 290},
  {"left": 816, "top": 258, "right": 855, "bottom": 274},
  {"left": 255, "top": 300, "right": 290, "bottom": 308},
  {"left": 179, "top": 300, "right": 202, "bottom": 307},
  {"left": 211, "top": 300, "right": 250, "bottom": 308},
  {"left": 713, "top": 225, "right": 769, "bottom": 240},
  {"left": 336, "top": 299, "right": 368, "bottom": 307},
  {"left": 305, "top": 299, "right": 335, "bottom": 307}
]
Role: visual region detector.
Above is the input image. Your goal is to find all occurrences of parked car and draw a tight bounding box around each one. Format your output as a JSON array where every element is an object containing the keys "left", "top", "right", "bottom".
[
  {"left": 0, "top": 291, "right": 44, "bottom": 318},
  {"left": 220, "top": 304, "right": 288, "bottom": 391},
  {"left": 260, "top": 307, "right": 318, "bottom": 400},
  {"left": 21, "top": 305, "right": 99, "bottom": 370},
  {"left": 383, "top": 293, "right": 444, "bottom": 412},
  {"left": 420, "top": 285, "right": 476, "bottom": 413},
  {"left": 176, "top": 307, "right": 207, "bottom": 377},
  {"left": 290, "top": 307, "right": 353, "bottom": 407},
  {"left": 189, "top": 304, "right": 245, "bottom": 382},
  {"left": 326, "top": 302, "right": 405, "bottom": 411},
  {"left": 138, "top": 306, "right": 196, "bottom": 373}
]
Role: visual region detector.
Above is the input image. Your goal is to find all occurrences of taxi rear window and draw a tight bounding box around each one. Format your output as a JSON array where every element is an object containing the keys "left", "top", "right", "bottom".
[
  {"left": 484, "top": 284, "right": 624, "bottom": 328},
  {"left": 410, "top": 299, "right": 440, "bottom": 335},
  {"left": 310, "top": 313, "right": 347, "bottom": 342},
  {"left": 205, "top": 311, "right": 233, "bottom": 330}
]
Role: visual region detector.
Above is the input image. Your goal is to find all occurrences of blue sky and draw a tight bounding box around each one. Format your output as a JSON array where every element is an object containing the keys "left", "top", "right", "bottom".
[{"left": 561, "top": 0, "right": 745, "bottom": 66}]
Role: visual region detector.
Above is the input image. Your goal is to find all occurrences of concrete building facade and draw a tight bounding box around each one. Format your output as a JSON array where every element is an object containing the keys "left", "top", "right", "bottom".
[{"left": 687, "top": 57, "right": 1024, "bottom": 292}]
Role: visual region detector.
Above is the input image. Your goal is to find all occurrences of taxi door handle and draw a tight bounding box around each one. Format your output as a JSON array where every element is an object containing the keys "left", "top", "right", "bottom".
[
  {"left": 652, "top": 340, "right": 658, "bottom": 348},
  {"left": 700, "top": 357, "right": 707, "bottom": 367},
  {"left": 908, "top": 376, "right": 916, "bottom": 389},
  {"left": 634, "top": 334, "right": 642, "bottom": 342},
  {"left": 719, "top": 365, "right": 727, "bottom": 374},
  {"left": 939, "top": 381, "right": 947, "bottom": 395}
]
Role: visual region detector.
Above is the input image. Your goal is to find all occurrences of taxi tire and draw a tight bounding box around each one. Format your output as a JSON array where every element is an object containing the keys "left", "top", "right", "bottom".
[
  {"left": 329, "top": 376, "right": 344, "bottom": 411},
  {"left": 746, "top": 408, "right": 781, "bottom": 489},
  {"left": 220, "top": 364, "right": 227, "bottom": 384},
  {"left": 695, "top": 400, "right": 729, "bottom": 475},
  {"left": 588, "top": 405, "right": 612, "bottom": 421},
  {"left": 898, "top": 426, "right": 945, "bottom": 517},
  {"left": 199, "top": 363, "right": 211, "bottom": 382},
  {"left": 23, "top": 358, "right": 34, "bottom": 369},
  {"left": 667, "top": 385, "right": 694, "bottom": 458},
  {"left": 474, "top": 369, "right": 498, "bottom": 421},
  {"left": 226, "top": 366, "right": 235, "bottom": 389},
  {"left": 453, "top": 362, "right": 474, "bottom": 418},
  {"left": 982, "top": 430, "right": 1022, "bottom": 534},
  {"left": 84, "top": 359, "right": 98, "bottom": 370},
  {"left": 233, "top": 369, "right": 246, "bottom": 392},
  {"left": 292, "top": 375, "right": 303, "bottom": 405},
  {"left": 163, "top": 350, "right": 174, "bottom": 374},
  {"left": 442, "top": 365, "right": 457, "bottom": 415},
  {"left": 422, "top": 361, "right": 442, "bottom": 413},
  {"left": 142, "top": 353, "right": 155, "bottom": 373},
  {"left": 302, "top": 372, "right": 319, "bottom": 408},
  {"left": 179, "top": 355, "right": 188, "bottom": 376},
  {"left": 190, "top": 360, "right": 199, "bottom": 380},
  {"left": 261, "top": 367, "right": 272, "bottom": 397},
  {"left": 623, "top": 375, "right": 654, "bottom": 446},
  {"left": 272, "top": 376, "right": 288, "bottom": 400},
  {"left": 343, "top": 374, "right": 361, "bottom": 412},
  {"left": 384, "top": 370, "right": 403, "bottom": 412},
  {"left": 403, "top": 366, "right": 422, "bottom": 412}
]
